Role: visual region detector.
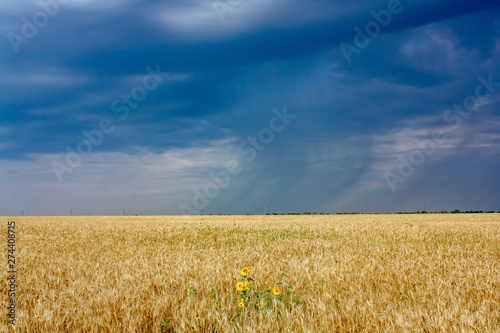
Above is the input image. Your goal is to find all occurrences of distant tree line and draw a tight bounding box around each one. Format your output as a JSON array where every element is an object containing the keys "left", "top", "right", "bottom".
[
  {"left": 203, "top": 210, "right": 499, "bottom": 216},
  {"left": 260, "top": 210, "right": 499, "bottom": 215}
]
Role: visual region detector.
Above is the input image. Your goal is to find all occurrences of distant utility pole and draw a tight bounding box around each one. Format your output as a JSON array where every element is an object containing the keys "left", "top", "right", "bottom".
[
  {"left": 123, "top": 209, "right": 125, "bottom": 216},
  {"left": 22, "top": 210, "right": 24, "bottom": 216},
  {"left": 70, "top": 209, "right": 73, "bottom": 216},
  {"left": 267, "top": 206, "right": 270, "bottom": 215},
  {"left": 342, "top": 206, "right": 344, "bottom": 214},
  {"left": 201, "top": 208, "right": 204, "bottom": 215}
]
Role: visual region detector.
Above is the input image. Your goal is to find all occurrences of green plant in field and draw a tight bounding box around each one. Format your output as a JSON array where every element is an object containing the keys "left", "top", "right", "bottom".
[
  {"left": 308, "top": 279, "right": 325, "bottom": 286},
  {"left": 160, "top": 319, "right": 175, "bottom": 333},
  {"left": 234, "top": 267, "right": 303, "bottom": 316},
  {"left": 186, "top": 286, "right": 197, "bottom": 297},
  {"left": 159, "top": 312, "right": 176, "bottom": 333},
  {"left": 211, "top": 287, "right": 219, "bottom": 302}
]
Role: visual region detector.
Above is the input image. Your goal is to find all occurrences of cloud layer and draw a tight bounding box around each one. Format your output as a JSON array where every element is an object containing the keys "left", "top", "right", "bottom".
[{"left": 1, "top": 0, "right": 500, "bottom": 215}]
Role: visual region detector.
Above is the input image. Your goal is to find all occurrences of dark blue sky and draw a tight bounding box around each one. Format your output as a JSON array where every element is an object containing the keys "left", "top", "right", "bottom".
[{"left": 1, "top": 0, "right": 500, "bottom": 215}]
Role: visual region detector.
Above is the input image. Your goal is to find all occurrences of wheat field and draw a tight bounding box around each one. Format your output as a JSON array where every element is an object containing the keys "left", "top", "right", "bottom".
[{"left": 1, "top": 214, "right": 499, "bottom": 332}]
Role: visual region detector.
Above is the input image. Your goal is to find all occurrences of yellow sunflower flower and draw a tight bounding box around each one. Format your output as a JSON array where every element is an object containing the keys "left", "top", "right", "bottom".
[
  {"left": 244, "top": 281, "right": 251, "bottom": 290},
  {"left": 240, "top": 266, "right": 250, "bottom": 277},
  {"left": 236, "top": 281, "right": 245, "bottom": 291},
  {"left": 272, "top": 287, "right": 280, "bottom": 296},
  {"left": 238, "top": 300, "right": 244, "bottom": 307}
]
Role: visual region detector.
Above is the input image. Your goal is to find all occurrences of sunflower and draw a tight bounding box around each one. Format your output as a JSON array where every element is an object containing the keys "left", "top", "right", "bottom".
[
  {"left": 238, "top": 301, "right": 244, "bottom": 308},
  {"left": 272, "top": 287, "right": 280, "bottom": 296},
  {"left": 244, "top": 281, "right": 251, "bottom": 290},
  {"left": 240, "top": 266, "right": 250, "bottom": 277},
  {"left": 236, "top": 281, "right": 245, "bottom": 291}
]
